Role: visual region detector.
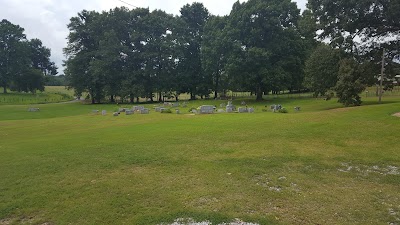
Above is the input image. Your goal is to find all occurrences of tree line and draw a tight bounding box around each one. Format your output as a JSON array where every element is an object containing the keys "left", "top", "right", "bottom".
[
  {"left": 0, "top": 19, "right": 57, "bottom": 94},
  {"left": 2, "top": 0, "right": 399, "bottom": 105},
  {"left": 64, "top": 0, "right": 312, "bottom": 103}
]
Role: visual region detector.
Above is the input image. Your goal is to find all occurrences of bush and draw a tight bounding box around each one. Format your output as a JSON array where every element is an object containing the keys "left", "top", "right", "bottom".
[
  {"left": 161, "top": 109, "right": 172, "bottom": 113},
  {"left": 278, "top": 108, "right": 288, "bottom": 113}
]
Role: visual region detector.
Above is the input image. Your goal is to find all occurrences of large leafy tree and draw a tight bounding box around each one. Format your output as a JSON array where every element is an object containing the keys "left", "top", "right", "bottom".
[
  {"left": 0, "top": 20, "right": 56, "bottom": 94},
  {"left": 225, "top": 0, "right": 305, "bottom": 100},
  {"left": 179, "top": 3, "right": 210, "bottom": 100},
  {"left": 29, "top": 38, "right": 57, "bottom": 76},
  {"left": 0, "top": 19, "right": 27, "bottom": 93},
  {"left": 64, "top": 10, "right": 104, "bottom": 103},
  {"left": 304, "top": 44, "right": 341, "bottom": 97},
  {"left": 309, "top": 0, "right": 400, "bottom": 103},
  {"left": 202, "top": 16, "right": 229, "bottom": 99}
]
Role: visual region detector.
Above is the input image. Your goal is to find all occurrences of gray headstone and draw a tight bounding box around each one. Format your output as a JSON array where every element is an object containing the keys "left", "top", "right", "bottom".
[
  {"left": 28, "top": 108, "right": 40, "bottom": 112},
  {"left": 175, "top": 109, "right": 180, "bottom": 114},
  {"left": 198, "top": 105, "right": 214, "bottom": 114},
  {"left": 113, "top": 112, "right": 119, "bottom": 116},
  {"left": 140, "top": 108, "right": 150, "bottom": 114},
  {"left": 125, "top": 110, "right": 134, "bottom": 115},
  {"left": 102, "top": 110, "right": 107, "bottom": 115},
  {"left": 248, "top": 107, "right": 255, "bottom": 113},
  {"left": 238, "top": 107, "right": 248, "bottom": 113}
]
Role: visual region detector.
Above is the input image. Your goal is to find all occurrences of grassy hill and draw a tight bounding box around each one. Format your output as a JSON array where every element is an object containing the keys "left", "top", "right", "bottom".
[{"left": 0, "top": 96, "right": 399, "bottom": 224}]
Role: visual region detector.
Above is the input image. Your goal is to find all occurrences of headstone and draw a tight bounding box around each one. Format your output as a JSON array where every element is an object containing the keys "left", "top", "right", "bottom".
[
  {"left": 132, "top": 106, "right": 144, "bottom": 111},
  {"left": 248, "top": 107, "right": 255, "bottom": 113},
  {"left": 241, "top": 101, "right": 246, "bottom": 105},
  {"left": 154, "top": 107, "right": 162, "bottom": 112},
  {"left": 102, "top": 110, "right": 107, "bottom": 116},
  {"left": 294, "top": 106, "right": 301, "bottom": 111},
  {"left": 140, "top": 108, "right": 150, "bottom": 114},
  {"left": 113, "top": 112, "right": 119, "bottom": 116},
  {"left": 270, "top": 105, "right": 276, "bottom": 110},
  {"left": 198, "top": 105, "right": 215, "bottom": 114},
  {"left": 175, "top": 109, "right": 180, "bottom": 114},
  {"left": 118, "top": 108, "right": 126, "bottom": 113},
  {"left": 226, "top": 101, "right": 236, "bottom": 113},
  {"left": 238, "top": 107, "right": 248, "bottom": 113},
  {"left": 28, "top": 108, "right": 40, "bottom": 112},
  {"left": 220, "top": 103, "right": 226, "bottom": 108},
  {"left": 125, "top": 110, "right": 134, "bottom": 115},
  {"left": 191, "top": 109, "right": 198, "bottom": 114},
  {"left": 160, "top": 108, "right": 168, "bottom": 113},
  {"left": 217, "top": 109, "right": 225, "bottom": 113},
  {"left": 172, "top": 103, "right": 179, "bottom": 107},
  {"left": 92, "top": 110, "right": 99, "bottom": 114}
]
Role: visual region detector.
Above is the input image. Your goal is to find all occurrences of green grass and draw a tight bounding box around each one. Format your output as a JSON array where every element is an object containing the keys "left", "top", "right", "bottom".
[
  {"left": 0, "top": 86, "right": 74, "bottom": 105},
  {"left": 0, "top": 96, "right": 399, "bottom": 224}
]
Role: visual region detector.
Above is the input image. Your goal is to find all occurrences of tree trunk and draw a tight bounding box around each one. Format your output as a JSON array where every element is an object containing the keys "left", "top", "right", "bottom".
[
  {"left": 256, "top": 87, "right": 263, "bottom": 101},
  {"left": 136, "top": 97, "right": 140, "bottom": 103},
  {"left": 175, "top": 95, "right": 179, "bottom": 102},
  {"left": 130, "top": 94, "right": 134, "bottom": 104},
  {"left": 190, "top": 92, "right": 195, "bottom": 100},
  {"left": 379, "top": 48, "right": 385, "bottom": 103},
  {"left": 110, "top": 95, "right": 115, "bottom": 103},
  {"left": 149, "top": 93, "right": 153, "bottom": 102},
  {"left": 158, "top": 92, "right": 162, "bottom": 102}
]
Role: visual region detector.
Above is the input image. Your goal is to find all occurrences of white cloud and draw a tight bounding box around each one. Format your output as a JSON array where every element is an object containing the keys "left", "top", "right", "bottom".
[{"left": 0, "top": 0, "right": 308, "bottom": 74}]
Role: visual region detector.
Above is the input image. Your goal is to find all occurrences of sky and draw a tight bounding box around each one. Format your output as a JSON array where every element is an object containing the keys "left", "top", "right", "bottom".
[{"left": 0, "top": 0, "right": 308, "bottom": 74}]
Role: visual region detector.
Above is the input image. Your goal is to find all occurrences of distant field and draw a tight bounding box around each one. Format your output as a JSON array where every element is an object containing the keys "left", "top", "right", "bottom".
[
  {"left": 0, "top": 95, "right": 399, "bottom": 225},
  {"left": 0, "top": 86, "right": 74, "bottom": 105}
]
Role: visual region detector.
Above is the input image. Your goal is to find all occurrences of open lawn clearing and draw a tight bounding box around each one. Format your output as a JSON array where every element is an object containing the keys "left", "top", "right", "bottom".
[
  {"left": 0, "top": 86, "right": 74, "bottom": 105},
  {"left": 0, "top": 97, "right": 399, "bottom": 224}
]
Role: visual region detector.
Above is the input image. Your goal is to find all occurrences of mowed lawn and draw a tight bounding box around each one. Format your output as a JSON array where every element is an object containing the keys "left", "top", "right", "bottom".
[{"left": 0, "top": 97, "right": 399, "bottom": 225}]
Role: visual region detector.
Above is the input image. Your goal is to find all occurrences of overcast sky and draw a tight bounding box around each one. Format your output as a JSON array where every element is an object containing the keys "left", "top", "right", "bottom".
[{"left": 1, "top": 0, "right": 307, "bottom": 74}]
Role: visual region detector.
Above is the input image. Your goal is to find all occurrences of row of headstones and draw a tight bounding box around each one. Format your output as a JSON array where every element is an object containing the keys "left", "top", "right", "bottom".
[
  {"left": 162, "top": 102, "right": 182, "bottom": 107},
  {"left": 92, "top": 106, "right": 150, "bottom": 116},
  {"left": 192, "top": 102, "right": 255, "bottom": 114},
  {"left": 269, "top": 105, "right": 301, "bottom": 112}
]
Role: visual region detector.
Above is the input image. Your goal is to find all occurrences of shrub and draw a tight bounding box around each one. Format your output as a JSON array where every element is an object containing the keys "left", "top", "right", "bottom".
[
  {"left": 161, "top": 109, "right": 172, "bottom": 113},
  {"left": 278, "top": 108, "right": 288, "bottom": 113}
]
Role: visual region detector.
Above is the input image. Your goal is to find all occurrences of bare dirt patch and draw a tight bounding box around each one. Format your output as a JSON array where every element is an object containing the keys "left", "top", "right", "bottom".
[{"left": 392, "top": 112, "right": 400, "bottom": 117}]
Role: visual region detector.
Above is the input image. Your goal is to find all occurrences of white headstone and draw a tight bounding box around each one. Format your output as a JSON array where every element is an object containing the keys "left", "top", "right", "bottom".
[{"left": 102, "top": 110, "right": 107, "bottom": 116}]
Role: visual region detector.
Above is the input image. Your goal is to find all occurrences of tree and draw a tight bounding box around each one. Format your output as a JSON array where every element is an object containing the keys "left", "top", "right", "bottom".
[
  {"left": 225, "top": 0, "right": 305, "bottom": 100},
  {"left": 202, "top": 16, "right": 229, "bottom": 99},
  {"left": 179, "top": 3, "right": 210, "bottom": 100},
  {"left": 0, "top": 19, "right": 27, "bottom": 93},
  {"left": 304, "top": 44, "right": 341, "bottom": 97},
  {"left": 335, "top": 59, "right": 367, "bottom": 106},
  {"left": 308, "top": 0, "right": 400, "bottom": 102},
  {"left": 64, "top": 10, "right": 104, "bottom": 103},
  {"left": 29, "top": 38, "right": 58, "bottom": 76}
]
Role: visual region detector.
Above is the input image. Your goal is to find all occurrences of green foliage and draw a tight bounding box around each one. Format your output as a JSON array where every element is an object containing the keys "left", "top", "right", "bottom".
[
  {"left": 304, "top": 44, "right": 341, "bottom": 97},
  {"left": 161, "top": 108, "right": 172, "bottom": 113},
  {"left": 278, "top": 108, "right": 288, "bottom": 113},
  {"left": 335, "top": 59, "right": 367, "bottom": 106},
  {"left": 0, "top": 19, "right": 56, "bottom": 94},
  {"left": 225, "top": 0, "right": 306, "bottom": 100}
]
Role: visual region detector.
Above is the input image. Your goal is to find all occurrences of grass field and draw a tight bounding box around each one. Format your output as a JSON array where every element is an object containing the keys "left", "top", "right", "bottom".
[
  {"left": 0, "top": 86, "right": 74, "bottom": 105},
  {"left": 0, "top": 96, "right": 399, "bottom": 225}
]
